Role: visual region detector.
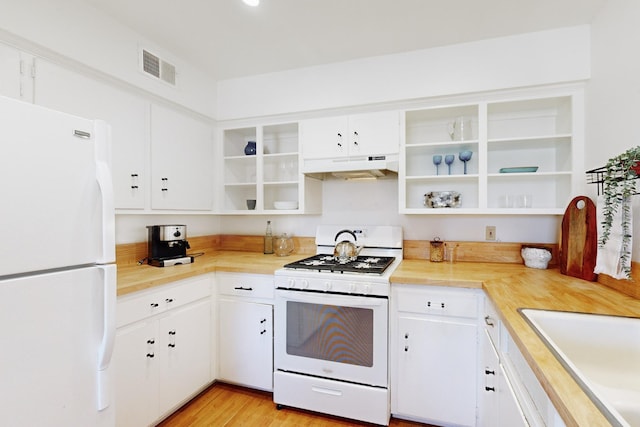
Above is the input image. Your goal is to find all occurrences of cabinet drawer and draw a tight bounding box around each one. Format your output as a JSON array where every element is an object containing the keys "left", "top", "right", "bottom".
[
  {"left": 395, "top": 286, "right": 479, "bottom": 318},
  {"left": 216, "top": 272, "right": 274, "bottom": 300},
  {"left": 483, "top": 297, "right": 501, "bottom": 348},
  {"left": 117, "top": 275, "right": 211, "bottom": 327}
]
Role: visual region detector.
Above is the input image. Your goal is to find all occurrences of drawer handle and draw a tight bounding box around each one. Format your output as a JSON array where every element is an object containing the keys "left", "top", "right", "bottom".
[
  {"left": 166, "top": 298, "right": 174, "bottom": 303},
  {"left": 168, "top": 330, "right": 176, "bottom": 335},
  {"left": 485, "top": 386, "right": 495, "bottom": 392},
  {"left": 150, "top": 303, "right": 159, "bottom": 308},
  {"left": 260, "top": 318, "right": 267, "bottom": 324},
  {"left": 168, "top": 343, "right": 176, "bottom": 348},
  {"left": 311, "top": 386, "right": 342, "bottom": 397},
  {"left": 484, "top": 316, "right": 495, "bottom": 327},
  {"left": 146, "top": 353, "right": 155, "bottom": 358},
  {"left": 485, "top": 369, "right": 495, "bottom": 376},
  {"left": 441, "top": 302, "right": 445, "bottom": 308},
  {"left": 234, "top": 286, "right": 253, "bottom": 291},
  {"left": 147, "top": 339, "right": 155, "bottom": 344},
  {"left": 260, "top": 329, "right": 267, "bottom": 335}
]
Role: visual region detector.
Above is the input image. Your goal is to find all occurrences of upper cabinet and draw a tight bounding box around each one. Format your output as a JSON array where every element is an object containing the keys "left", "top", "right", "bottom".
[
  {"left": 301, "top": 111, "right": 400, "bottom": 160},
  {"left": 0, "top": 42, "right": 33, "bottom": 102},
  {"left": 150, "top": 104, "right": 214, "bottom": 211},
  {"left": 400, "top": 87, "right": 582, "bottom": 214},
  {"left": 219, "top": 122, "right": 321, "bottom": 214},
  {"left": 32, "top": 58, "right": 149, "bottom": 210}
]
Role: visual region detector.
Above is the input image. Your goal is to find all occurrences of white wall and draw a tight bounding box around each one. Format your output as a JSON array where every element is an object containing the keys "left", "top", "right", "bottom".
[
  {"left": 588, "top": 0, "right": 640, "bottom": 261},
  {"left": 217, "top": 26, "right": 590, "bottom": 120},
  {"left": 0, "top": 0, "right": 216, "bottom": 117}
]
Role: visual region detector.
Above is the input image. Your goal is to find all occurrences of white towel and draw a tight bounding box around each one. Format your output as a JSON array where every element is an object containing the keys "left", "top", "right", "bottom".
[{"left": 594, "top": 195, "right": 632, "bottom": 279}]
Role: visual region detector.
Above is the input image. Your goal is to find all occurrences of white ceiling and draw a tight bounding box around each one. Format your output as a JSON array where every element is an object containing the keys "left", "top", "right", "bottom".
[{"left": 83, "top": 0, "right": 607, "bottom": 81}]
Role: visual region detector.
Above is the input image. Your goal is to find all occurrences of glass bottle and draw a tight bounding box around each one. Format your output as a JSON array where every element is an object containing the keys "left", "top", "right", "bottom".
[{"left": 264, "top": 220, "right": 274, "bottom": 254}]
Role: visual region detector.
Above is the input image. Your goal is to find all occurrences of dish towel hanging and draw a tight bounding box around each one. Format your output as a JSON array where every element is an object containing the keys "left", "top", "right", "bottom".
[{"left": 594, "top": 195, "right": 633, "bottom": 279}]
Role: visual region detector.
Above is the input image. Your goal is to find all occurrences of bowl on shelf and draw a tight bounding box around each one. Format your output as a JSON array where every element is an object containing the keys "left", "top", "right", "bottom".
[
  {"left": 424, "top": 191, "right": 461, "bottom": 208},
  {"left": 274, "top": 200, "right": 298, "bottom": 210}
]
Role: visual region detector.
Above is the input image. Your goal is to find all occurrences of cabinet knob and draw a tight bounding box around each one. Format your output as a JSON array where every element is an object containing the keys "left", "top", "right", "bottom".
[
  {"left": 260, "top": 318, "right": 266, "bottom": 324},
  {"left": 166, "top": 298, "right": 174, "bottom": 303},
  {"left": 404, "top": 333, "right": 409, "bottom": 339},
  {"left": 147, "top": 339, "right": 155, "bottom": 344},
  {"left": 485, "top": 369, "right": 495, "bottom": 376},
  {"left": 484, "top": 315, "right": 495, "bottom": 327},
  {"left": 404, "top": 345, "right": 408, "bottom": 352},
  {"left": 168, "top": 330, "right": 176, "bottom": 335},
  {"left": 146, "top": 353, "right": 155, "bottom": 358},
  {"left": 150, "top": 303, "right": 159, "bottom": 308},
  {"left": 260, "top": 330, "right": 267, "bottom": 335},
  {"left": 485, "top": 386, "right": 495, "bottom": 392},
  {"left": 168, "top": 343, "right": 176, "bottom": 348}
]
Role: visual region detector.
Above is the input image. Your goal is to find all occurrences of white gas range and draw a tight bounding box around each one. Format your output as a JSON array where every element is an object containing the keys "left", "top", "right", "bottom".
[{"left": 273, "top": 225, "right": 403, "bottom": 426}]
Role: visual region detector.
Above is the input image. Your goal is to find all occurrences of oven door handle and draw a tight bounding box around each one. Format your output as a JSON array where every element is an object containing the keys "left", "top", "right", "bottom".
[{"left": 276, "top": 289, "right": 386, "bottom": 308}]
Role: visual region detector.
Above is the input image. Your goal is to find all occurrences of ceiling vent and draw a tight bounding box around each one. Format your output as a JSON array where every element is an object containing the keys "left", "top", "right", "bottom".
[{"left": 141, "top": 49, "right": 176, "bottom": 86}]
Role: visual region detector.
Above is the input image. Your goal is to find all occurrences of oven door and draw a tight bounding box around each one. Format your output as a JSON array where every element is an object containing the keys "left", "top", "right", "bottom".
[{"left": 274, "top": 289, "right": 388, "bottom": 387}]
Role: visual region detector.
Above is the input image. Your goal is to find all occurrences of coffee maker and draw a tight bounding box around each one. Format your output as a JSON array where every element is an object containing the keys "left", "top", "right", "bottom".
[{"left": 146, "top": 224, "right": 194, "bottom": 267}]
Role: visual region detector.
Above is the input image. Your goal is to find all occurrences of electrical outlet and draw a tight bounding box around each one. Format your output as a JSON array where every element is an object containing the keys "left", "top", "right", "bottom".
[{"left": 485, "top": 226, "right": 496, "bottom": 241}]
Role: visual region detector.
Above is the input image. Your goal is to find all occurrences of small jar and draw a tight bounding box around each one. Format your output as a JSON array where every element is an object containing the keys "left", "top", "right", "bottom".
[{"left": 430, "top": 238, "right": 444, "bottom": 262}]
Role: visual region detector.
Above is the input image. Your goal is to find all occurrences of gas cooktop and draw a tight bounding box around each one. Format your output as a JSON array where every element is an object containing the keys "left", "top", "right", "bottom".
[{"left": 283, "top": 254, "right": 395, "bottom": 275}]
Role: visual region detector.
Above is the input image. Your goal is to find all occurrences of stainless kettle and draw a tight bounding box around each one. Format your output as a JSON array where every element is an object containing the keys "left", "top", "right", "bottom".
[{"left": 333, "top": 229, "right": 363, "bottom": 262}]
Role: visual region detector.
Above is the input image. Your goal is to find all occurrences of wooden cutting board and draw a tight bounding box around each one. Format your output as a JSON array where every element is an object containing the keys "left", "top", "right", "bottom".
[{"left": 560, "top": 196, "right": 598, "bottom": 281}]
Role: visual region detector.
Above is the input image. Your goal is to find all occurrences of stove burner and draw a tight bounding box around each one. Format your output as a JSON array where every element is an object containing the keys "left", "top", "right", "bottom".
[{"left": 284, "top": 254, "right": 395, "bottom": 274}]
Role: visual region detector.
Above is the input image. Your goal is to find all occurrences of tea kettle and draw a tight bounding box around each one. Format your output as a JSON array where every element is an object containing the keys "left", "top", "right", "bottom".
[
  {"left": 274, "top": 233, "right": 294, "bottom": 257},
  {"left": 333, "top": 229, "right": 363, "bottom": 262}
]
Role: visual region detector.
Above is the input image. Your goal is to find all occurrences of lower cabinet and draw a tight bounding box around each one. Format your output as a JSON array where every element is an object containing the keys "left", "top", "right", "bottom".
[
  {"left": 216, "top": 272, "right": 274, "bottom": 391},
  {"left": 391, "top": 284, "right": 480, "bottom": 427},
  {"left": 481, "top": 298, "right": 566, "bottom": 427},
  {"left": 114, "top": 275, "right": 213, "bottom": 427}
]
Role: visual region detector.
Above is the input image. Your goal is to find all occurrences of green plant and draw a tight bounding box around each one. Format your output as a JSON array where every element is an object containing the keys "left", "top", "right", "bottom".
[{"left": 600, "top": 146, "right": 640, "bottom": 278}]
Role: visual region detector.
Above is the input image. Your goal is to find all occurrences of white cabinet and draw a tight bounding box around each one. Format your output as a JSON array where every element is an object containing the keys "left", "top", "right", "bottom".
[
  {"left": 400, "top": 87, "right": 583, "bottom": 214},
  {"left": 301, "top": 111, "right": 400, "bottom": 160},
  {"left": 33, "top": 58, "right": 149, "bottom": 210},
  {"left": 216, "top": 272, "right": 274, "bottom": 391},
  {"left": 220, "top": 122, "right": 321, "bottom": 213},
  {"left": 0, "top": 43, "right": 33, "bottom": 101},
  {"left": 480, "top": 298, "right": 566, "bottom": 427},
  {"left": 391, "top": 285, "right": 480, "bottom": 427},
  {"left": 150, "top": 104, "right": 214, "bottom": 210},
  {"left": 114, "top": 275, "right": 212, "bottom": 426}
]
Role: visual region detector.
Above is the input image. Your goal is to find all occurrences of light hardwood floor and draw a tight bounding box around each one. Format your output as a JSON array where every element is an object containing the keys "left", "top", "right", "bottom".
[{"left": 158, "top": 382, "right": 435, "bottom": 427}]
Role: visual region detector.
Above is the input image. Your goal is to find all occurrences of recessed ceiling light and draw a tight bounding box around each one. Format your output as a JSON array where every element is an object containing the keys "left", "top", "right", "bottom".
[{"left": 243, "top": 0, "right": 260, "bottom": 6}]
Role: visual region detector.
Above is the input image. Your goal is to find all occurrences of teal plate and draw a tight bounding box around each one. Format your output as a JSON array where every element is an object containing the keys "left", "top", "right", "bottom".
[{"left": 499, "top": 166, "right": 538, "bottom": 173}]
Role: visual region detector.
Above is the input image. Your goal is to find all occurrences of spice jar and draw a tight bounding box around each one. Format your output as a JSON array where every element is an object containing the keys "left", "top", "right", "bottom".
[{"left": 430, "top": 237, "right": 444, "bottom": 262}]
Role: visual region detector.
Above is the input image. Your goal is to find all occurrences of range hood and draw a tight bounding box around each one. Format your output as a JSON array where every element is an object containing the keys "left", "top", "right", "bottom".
[{"left": 303, "top": 154, "right": 399, "bottom": 180}]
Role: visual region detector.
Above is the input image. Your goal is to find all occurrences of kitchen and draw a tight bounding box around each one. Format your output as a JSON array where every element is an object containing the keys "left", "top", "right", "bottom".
[{"left": 1, "top": 0, "right": 639, "bottom": 426}]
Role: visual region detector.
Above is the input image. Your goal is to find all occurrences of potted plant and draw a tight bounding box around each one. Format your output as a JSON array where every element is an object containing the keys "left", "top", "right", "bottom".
[{"left": 600, "top": 146, "right": 640, "bottom": 277}]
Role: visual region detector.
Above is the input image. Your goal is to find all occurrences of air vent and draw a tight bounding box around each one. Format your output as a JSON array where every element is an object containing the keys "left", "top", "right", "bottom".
[{"left": 141, "top": 49, "right": 176, "bottom": 86}]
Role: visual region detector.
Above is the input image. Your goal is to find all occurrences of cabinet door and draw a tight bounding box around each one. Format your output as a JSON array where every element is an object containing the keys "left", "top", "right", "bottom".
[
  {"left": 114, "top": 321, "right": 159, "bottom": 427},
  {"left": 218, "top": 299, "right": 273, "bottom": 391},
  {"left": 498, "top": 363, "right": 529, "bottom": 427},
  {"left": 396, "top": 315, "right": 477, "bottom": 427},
  {"left": 301, "top": 116, "right": 348, "bottom": 159},
  {"left": 33, "top": 59, "right": 149, "bottom": 209},
  {"left": 0, "top": 43, "right": 22, "bottom": 100},
  {"left": 158, "top": 299, "right": 212, "bottom": 414},
  {"left": 480, "top": 329, "right": 500, "bottom": 427},
  {"left": 150, "top": 104, "right": 214, "bottom": 210},
  {"left": 348, "top": 111, "right": 400, "bottom": 157}
]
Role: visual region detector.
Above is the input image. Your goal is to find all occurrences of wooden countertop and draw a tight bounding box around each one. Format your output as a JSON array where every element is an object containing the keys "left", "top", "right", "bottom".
[{"left": 118, "top": 253, "right": 640, "bottom": 427}]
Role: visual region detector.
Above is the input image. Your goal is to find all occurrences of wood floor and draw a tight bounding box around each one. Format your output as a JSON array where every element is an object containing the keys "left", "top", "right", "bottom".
[{"left": 158, "top": 382, "right": 436, "bottom": 427}]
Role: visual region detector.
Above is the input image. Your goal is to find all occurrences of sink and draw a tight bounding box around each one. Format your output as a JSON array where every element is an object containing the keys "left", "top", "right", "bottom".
[{"left": 520, "top": 308, "right": 640, "bottom": 427}]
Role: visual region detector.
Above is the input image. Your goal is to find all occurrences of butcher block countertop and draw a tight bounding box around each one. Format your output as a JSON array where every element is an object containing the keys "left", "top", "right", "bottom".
[{"left": 117, "top": 252, "right": 640, "bottom": 427}]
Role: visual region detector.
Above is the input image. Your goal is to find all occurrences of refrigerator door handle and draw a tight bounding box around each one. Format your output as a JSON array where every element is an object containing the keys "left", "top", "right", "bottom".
[
  {"left": 94, "top": 120, "right": 115, "bottom": 265},
  {"left": 97, "top": 264, "right": 116, "bottom": 411}
]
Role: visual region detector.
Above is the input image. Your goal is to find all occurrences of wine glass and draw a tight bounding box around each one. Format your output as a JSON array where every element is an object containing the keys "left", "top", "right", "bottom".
[
  {"left": 432, "top": 155, "right": 442, "bottom": 175},
  {"left": 444, "top": 154, "right": 455, "bottom": 175},
  {"left": 459, "top": 150, "right": 473, "bottom": 174}
]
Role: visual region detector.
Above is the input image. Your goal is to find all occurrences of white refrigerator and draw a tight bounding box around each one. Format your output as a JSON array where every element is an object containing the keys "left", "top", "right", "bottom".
[{"left": 0, "top": 95, "right": 116, "bottom": 426}]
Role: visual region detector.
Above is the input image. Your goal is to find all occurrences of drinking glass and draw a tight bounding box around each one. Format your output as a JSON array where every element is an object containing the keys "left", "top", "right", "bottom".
[
  {"left": 459, "top": 150, "right": 472, "bottom": 174},
  {"left": 444, "top": 154, "right": 455, "bottom": 175},
  {"left": 432, "top": 155, "right": 442, "bottom": 175}
]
